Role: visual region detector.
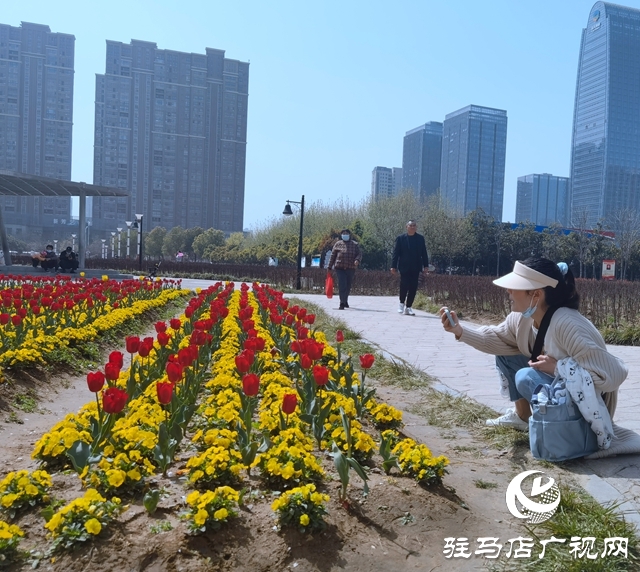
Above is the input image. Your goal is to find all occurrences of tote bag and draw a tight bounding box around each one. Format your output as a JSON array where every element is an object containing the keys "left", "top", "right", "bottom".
[
  {"left": 529, "top": 377, "right": 599, "bottom": 461},
  {"left": 325, "top": 273, "right": 334, "bottom": 299}
]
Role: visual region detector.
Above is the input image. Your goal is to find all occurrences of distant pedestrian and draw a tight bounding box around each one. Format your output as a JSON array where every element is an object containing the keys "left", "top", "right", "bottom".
[
  {"left": 175, "top": 251, "right": 184, "bottom": 263},
  {"left": 328, "top": 229, "right": 362, "bottom": 310},
  {"left": 391, "top": 220, "right": 429, "bottom": 316}
]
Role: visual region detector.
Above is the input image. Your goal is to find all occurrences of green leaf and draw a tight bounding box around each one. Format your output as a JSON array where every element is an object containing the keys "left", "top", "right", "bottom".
[
  {"left": 66, "top": 440, "right": 92, "bottom": 473},
  {"left": 331, "top": 443, "right": 350, "bottom": 487},
  {"left": 143, "top": 489, "right": 161, "bottom": 514}
]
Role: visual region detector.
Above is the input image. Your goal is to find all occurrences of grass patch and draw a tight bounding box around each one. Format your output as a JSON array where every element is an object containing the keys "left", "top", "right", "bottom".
[
  {"left": 474, "top": 479, "right": 498, "bottom": 489},
  {"left": 490, "top": 484, "right": 640, "bottom": 571},
  {"left": 412, "top": 291, "right": 441, "bottom": 314},
  {"left": 13, "top": 393, "right": 37, "bottom": 413}
]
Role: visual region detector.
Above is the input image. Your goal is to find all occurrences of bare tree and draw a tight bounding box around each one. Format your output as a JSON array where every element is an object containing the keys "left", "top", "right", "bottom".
[
  {"left": 612, "top": 208, "right": 640, "bottom": 279},
  {"left": 364, "top": 191, "right": 426, "bottom": 268}
]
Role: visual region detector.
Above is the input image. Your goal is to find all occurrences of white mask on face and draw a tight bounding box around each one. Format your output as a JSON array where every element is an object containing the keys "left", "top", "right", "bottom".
[
  {"left": 341, "top": 234, "right": 350, "bottom": 241},
  {"left": 521, "top": 294, "right": 538, "bottom": 318}
]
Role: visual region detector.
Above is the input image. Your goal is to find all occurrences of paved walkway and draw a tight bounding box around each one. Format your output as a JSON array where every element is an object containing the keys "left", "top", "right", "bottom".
[{"left": 289, "top": 293, "right": 640, "bottom": 531}]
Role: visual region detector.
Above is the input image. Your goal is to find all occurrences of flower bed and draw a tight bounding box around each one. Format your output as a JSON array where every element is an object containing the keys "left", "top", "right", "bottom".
[
  {"left": 0, "top": 274, "right": 187, "bottom": 371},
  {"left": 0, "top": 281, "right": 449, "bottom": 563}
]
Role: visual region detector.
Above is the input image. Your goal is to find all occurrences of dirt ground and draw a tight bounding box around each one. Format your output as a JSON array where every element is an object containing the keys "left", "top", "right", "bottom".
[{"left": 0, "top": 337, "right": 545, "bottom": 572}]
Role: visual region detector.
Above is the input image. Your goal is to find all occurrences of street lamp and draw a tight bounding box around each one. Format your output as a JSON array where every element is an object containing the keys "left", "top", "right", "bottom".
[
  {"left": 116, "top": 227, "right": 123, "bottom": 258},
  {"left": 71, "top": 233, "right": 77, "bottom": 252},
  {"left": 110, "top": 232, "right": 116, "bottom": 258},
  {"left": 101, "top": 238, "right": 107, "bottom": 259},
  {"left": 133, "top": 214, "right": 143, "bottom": 271},
  {"left": 125, "top": 221, "right": 133, "bottom": 258},
  {"left": 53, "top": 240, "right": 58, "bottom": 254},
  {"left": 282, "top": 195, "right": 305, "bottom": 290}
]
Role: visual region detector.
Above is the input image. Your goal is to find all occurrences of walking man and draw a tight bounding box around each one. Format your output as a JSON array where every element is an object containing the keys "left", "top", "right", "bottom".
[
  {"left": 391, "top": 220, "right": 429, "bottom": 316},
  {"left": 328, "top": 229, "right": 362, "bottom": 310}
]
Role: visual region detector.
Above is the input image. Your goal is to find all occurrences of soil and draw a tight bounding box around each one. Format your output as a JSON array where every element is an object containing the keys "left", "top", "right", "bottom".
[{"left": 0, "top": 331, "right": 543, "bottom": 572}]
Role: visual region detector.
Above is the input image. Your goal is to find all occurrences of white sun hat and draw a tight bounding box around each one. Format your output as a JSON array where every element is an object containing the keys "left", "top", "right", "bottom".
[{"left": 493, "top": 261, "right": 558, "bottom": 290}]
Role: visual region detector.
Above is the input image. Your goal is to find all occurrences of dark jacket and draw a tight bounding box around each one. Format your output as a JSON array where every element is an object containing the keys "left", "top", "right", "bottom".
[{"left": 391, "top": 233, "right": 429, "bottom": 273}]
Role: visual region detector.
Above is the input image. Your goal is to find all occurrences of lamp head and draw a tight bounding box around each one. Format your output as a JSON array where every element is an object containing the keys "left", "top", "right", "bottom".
[
  {"left": 116, "top": 227, "right": 123, "bottom": 233},
  {"left": 125, "top": 221, "right": 133, "bottom": 228},
  {"left": 111, "top": 232, "right": 116, "bottom": 236},
  {"left": 283, "top": 202, "right": 293, "bottom": 216}
]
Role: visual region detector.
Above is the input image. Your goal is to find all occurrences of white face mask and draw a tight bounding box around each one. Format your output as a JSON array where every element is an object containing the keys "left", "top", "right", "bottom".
[
  {"left": 341, "top": 234, "right": 350, "bottom": 241},
  {"left": 522, "top": 295, "right": 538, "bottom": 318}
]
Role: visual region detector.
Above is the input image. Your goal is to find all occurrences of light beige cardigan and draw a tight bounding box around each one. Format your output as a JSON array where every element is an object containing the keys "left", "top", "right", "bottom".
[{"left": 458, "top": 308, "right": 628, "bottom": 416}]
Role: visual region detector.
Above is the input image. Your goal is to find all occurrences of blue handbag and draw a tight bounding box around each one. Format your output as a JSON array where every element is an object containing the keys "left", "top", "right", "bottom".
[
  {"left": 529, "top": 377, "right": 598, "bottom": 461},
  {"left": 526, "top": 307, "right": 598, "bottom": 462}
]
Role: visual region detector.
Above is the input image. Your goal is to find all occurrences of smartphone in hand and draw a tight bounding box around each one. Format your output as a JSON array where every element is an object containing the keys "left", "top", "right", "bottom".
[{"left": 443, "top": 307, "right": 457, "bottom": 327}]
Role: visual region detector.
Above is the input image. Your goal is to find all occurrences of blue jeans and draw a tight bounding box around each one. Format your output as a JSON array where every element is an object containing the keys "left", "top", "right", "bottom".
[{"left": 496, "top": 355, "right": 555, "bottom": 402}]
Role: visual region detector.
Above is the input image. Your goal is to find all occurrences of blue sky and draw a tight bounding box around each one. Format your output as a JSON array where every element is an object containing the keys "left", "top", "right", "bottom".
[{"left": 2, "top": 0, "right": 621, "bottom": 228}]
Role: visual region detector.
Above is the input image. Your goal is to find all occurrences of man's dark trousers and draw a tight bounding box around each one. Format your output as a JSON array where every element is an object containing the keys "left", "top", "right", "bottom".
[
  {"left": 400, "top": 270, "right": 420, "bottom": 308},
  {"left": 335, "top": 269, "right": 355, "bottom": 306}
]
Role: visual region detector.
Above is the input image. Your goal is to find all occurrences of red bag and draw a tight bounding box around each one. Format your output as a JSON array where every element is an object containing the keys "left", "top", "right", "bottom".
[{"left": 325, "top": 273, "right": 334, "bottom": 299}]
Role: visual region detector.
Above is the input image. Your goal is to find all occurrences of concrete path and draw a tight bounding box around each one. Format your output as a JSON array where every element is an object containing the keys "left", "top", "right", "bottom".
[{"left": 289, "top": 293, "right": 640, "bottom": 531}]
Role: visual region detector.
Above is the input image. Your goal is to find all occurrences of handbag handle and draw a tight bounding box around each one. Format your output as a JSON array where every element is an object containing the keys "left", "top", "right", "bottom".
[{"left": 530, "top": 306, "right": 559, "bottom": 362}]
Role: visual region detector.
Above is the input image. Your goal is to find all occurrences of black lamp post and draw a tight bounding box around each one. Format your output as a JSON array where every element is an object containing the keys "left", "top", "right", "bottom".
[
  {"left": 283, "top": 195, "right": 305, "bottom": 290},
  {"left": 133, "top": 213, "right": 143, "bottom": 271}
]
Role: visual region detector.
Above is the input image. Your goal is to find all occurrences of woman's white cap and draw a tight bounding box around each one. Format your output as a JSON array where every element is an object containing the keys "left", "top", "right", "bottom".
[{"left": 493, "top": 261, "right": 558, "bottom": 290}]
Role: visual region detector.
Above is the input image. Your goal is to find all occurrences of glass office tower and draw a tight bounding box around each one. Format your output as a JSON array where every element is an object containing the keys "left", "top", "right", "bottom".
[
  {"left": 570, "top": 2, "right": 640, "bottom": 227},
  {"left": 401, "top": 122, "right": 442, "bottom": 201},
  {"left": 440, "top": 105, "right": 507, "bottom": 220},
  {"left": 516, "top": 174, "right": 569, "bottom": 226}
]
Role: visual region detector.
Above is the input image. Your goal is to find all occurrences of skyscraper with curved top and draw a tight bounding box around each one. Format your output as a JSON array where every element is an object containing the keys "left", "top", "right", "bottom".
[{"left": 570, "top": 2, "right": 640, "bottom": 227}]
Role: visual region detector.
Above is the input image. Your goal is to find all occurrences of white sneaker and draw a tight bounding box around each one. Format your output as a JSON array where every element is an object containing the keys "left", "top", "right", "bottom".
[
  {"left": 398, "top": 303, "right": 405, "bottom": 313},
  {"left": 404, "top": 307, "right": 415, "bottom": 316},
  {"left": 485, "top": 409, "right": 529, "bottom": 431}
]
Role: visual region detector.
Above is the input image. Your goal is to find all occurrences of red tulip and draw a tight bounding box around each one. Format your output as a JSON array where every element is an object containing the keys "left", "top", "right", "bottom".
[
  {"left": 87, "top": 371, "right": 106, "bottom": 392},
  {"left": 0, "top": 313, "right": 9, "bottom": 325},
  {"left": 104, "top": 362, "right": 121, "bottom": 381},
  {"left": 170, "top": 318, "right": 182, "bottom": 330},
  {"left": 178, "top": 347, "right": 194, "bottom": 367},
  {"left": 155, "top": 321, "right": 167, "bottom": 333},
  {"left": 138, "top": 341, "right": 153, "bottom": 358},
  {"left": 306, "top": 341, "right": 324, "bottom": 361},
  {"left": 157, "top": 332, "right": 171, "bottom": 347},
  {"left": 282, "top": 393, "right": 297, "bottom": 415},
  {"left": 359, "top": 354, "right": 375, "bottom": 369},
  {"left": 336, "top": 330, "right": 344, "bottom": 343},
  {"left": 312, "top": 365, "right": 330, "bottom": 386},
  {"left": 304, "top": 314, "right": 316, "bottom": 325},
  {"left": 242, "top": 373, "right": 260, "bottom": 396},
  {"left": 109, "top": 351, "right": 124, "bottom": 369},
  {"left": 290, "top": 341, "right": 302, "bottom": 354},
  {"left": 300, "top": 354, "right": 313, "bottom": 370},
  {"left": 156, "top": 382, "right": 174, "bottom": 404},
  {"left": 190, "top": 329, "right": 206, "bottom": 346},
  {"left": 166, "top": 362, "right": 184, "bottom": 383},
  {"left": 11, "top": 315, "right": 21, "bottom": 327},
  {"left": 125, "top": 336, "right": 140, "bottom": 354},
  {"left": 235, "top": 355, "right": 251, "bottom": 373},
  {"left": 297, "top": 308, "right": 307, "bottom": 320},
  {"left": 102, "top": 387, "right": 128, "bottom": 414},
  {"left": 284, "top": 314, "right": 294, "bottom": 326}
]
